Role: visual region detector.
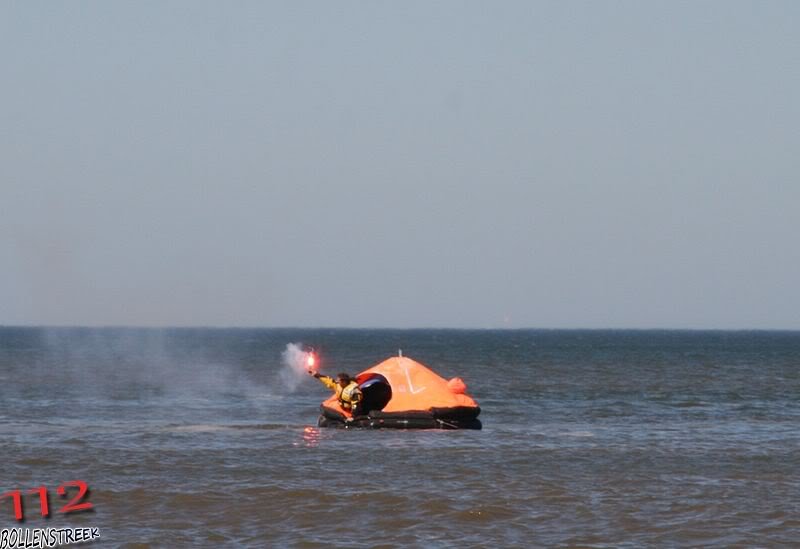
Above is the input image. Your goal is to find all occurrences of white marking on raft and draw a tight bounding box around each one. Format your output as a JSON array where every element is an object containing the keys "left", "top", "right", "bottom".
[{"left": 403, "top": 361, "right": 426, "bottom": 394}]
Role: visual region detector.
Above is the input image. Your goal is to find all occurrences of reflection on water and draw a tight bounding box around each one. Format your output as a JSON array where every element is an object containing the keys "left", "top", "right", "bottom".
[{"left": 298, "top": 426, "right": 321, "bottom": 448}]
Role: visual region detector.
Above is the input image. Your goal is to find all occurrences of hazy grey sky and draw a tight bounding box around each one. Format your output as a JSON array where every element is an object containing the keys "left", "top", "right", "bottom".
[{"left": 2, "top": 1, "right": 798, "bottom": 328}]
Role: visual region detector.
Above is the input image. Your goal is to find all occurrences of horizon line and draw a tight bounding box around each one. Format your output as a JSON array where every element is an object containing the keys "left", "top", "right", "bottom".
[{"left": 1, "top": 324, "right": 799, "bottom": 332}]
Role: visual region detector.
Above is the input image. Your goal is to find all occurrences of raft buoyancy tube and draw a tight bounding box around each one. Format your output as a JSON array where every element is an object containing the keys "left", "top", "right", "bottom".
[
  {"left": 430, "top": 406, "right": 481, "bottom": 421},
  {"left": 317, "top": 415, "right": 482, "bottom": 430},
  {"left": 320, "top": 405, "right": 347, "bottom": 422}
]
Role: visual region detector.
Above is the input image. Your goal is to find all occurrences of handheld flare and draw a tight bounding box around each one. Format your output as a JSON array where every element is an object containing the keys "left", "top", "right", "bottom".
[{"left": 306, "top": 351, "right": 318, "bottom": 374}]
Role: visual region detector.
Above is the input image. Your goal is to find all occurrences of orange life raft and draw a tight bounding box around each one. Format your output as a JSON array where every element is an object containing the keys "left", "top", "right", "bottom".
[{"left": 318, "top": 355, "right": 481, "bottom": 429}]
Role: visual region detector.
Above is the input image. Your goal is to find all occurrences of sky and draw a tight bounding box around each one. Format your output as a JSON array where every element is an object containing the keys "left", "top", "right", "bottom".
[{"left": 1, "top": 1, "right": 798, "bottom": 329}]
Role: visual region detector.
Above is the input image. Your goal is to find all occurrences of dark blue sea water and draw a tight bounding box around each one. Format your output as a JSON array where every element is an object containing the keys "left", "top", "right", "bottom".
[{"left": 2, "top": 328, "right": 799, "bottom": 547}]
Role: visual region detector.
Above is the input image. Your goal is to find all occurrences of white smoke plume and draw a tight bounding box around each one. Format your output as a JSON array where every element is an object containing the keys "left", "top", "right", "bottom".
[{"left": 279, "top": 342, "right": 313, "bottom": 392}]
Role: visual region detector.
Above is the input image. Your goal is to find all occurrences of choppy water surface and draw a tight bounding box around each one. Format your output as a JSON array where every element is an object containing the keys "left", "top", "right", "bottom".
[{"left": 2, "top": 328, "right": 799, "bottom": 546}]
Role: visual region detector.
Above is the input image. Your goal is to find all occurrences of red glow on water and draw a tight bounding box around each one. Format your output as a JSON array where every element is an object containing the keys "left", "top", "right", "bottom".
[{"left": 302, "top": 426, "right": 321, "bottom": 447}]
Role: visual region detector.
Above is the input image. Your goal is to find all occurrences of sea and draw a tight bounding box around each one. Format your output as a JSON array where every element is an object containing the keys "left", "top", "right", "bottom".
[{"left": 1, "top": 328, "right": 799, "bottom": 547}]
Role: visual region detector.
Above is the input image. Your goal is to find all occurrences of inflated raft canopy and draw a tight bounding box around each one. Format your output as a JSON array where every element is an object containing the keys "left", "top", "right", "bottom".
[{"left": 319, "top": 356, "right": 481, "bottom": 429}]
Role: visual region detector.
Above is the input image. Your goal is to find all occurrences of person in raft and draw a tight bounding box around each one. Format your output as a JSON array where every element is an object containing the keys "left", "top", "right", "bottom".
[{"left": 310, "top": 371, "right": 364, "bottom": 417}]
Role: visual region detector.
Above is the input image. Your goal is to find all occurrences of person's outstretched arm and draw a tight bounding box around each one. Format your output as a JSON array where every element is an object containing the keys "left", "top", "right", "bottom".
[{"left": 309, "top": 371, "right": 338, "bottom": 391}]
